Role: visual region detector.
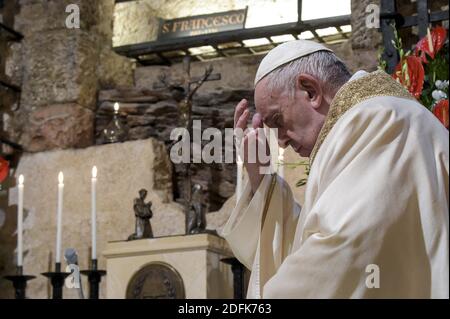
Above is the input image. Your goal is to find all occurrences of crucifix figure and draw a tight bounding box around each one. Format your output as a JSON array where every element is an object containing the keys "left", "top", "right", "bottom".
[{"left": 156, "top": 56, "right": 221, "bottom": 234}]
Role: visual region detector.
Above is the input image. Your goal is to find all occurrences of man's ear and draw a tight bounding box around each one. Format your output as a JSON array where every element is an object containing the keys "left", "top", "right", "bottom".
[{"left": 297, "top": 74, "right": 323, "bottom": 109}]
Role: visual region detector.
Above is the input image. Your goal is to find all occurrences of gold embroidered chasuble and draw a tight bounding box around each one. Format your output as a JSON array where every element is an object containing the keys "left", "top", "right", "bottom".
[{"left": 222, "top": 70, "right": 449, "bottom": 298}]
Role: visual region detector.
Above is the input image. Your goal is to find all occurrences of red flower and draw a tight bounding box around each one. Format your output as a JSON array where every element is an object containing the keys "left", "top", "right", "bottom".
[
  {"left": 414, "top": 26, "right": 447, "bottom": 63},
  {"left": 0, "top": 157, "right": 9, "bottom": 183},
  {"left": 433, "top": 99, "right": 449, "bottom": 129},
  {"left": 393, "top": 55, "right": 425, "bottom": 99}
]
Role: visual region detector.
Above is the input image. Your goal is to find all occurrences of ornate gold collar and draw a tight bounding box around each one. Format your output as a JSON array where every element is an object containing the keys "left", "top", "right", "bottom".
[{"left": 309, "top": 70, "right": 415, "bottom": 166}]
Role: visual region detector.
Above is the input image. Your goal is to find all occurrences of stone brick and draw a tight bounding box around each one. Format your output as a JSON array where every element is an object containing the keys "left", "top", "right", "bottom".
[
  {"left": 20, "top": 29, "right": 99, "bottom": 110},
  {"left": 112, "top": 1, "right": 160, "bottom": 47},
  {"left": 15, "top": 0, "right": 101, "bottom": 36},
  {"left": 97, "top": 49, "right": 135, "bottom": 90},
  {"left": 23, "top": 103, "right": 94, "bottom": 152},
  {"left": 350, "top": 0, "right": 382, "bottom": 50}
]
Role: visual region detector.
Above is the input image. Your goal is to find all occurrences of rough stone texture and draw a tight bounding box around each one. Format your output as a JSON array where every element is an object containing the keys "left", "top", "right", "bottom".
[
  {"left": 0, "top": 138, "right": 184, "bottom": 299},
  {"left": 97, "top": 49, "right": 135, "bottom": 89},
  {"left": 112, "top": 1, "right": 160, "bottom": 47},
  {"left": 350, "top": 0, "right": 382, "bottom": 50},
  {"left": 91, "top": 0, "right": 115, "bottom": 46},
  {"left": 331, "top": 40, "right": 380, "bottom": 72},
  {"left": 96, "top": 1, "right": 136, "bottom": 90},
  {"left": 3, "top": 0, "right": 135, "bottom": 152},
  {"left": 1, "top": 1, "right": 21, "bottom": 152},
  {"left": 4, "top": 42, "right": 23, "bottom": 87},
  {"left": 347, "top": 0, "right": 382, "bottom": 72},
  {"left": 23, "top": 103, "right": 94, "bottom": 152},
  {"left": 96, "top": 86, "right": 252, "bottom": 211},
  {"left": 14, "top": 0, "right": 101, "bottom": 37},
  {"left": 20, "top": 30, "right": 99, "bottom": 110},
  {"left": 135, "top": 55, "right": 262, "bottom": 92},
  {"left": 4, "top": 0, "right": 374, "bottom": 153},
  {"left": 134, "top": 45, "right": 370, "bottom": 96}
]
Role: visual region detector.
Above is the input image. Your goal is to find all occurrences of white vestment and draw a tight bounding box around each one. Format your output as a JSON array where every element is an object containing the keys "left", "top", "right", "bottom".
[{"left": 222, "top": 70, "right": 449, "bottom": 298}]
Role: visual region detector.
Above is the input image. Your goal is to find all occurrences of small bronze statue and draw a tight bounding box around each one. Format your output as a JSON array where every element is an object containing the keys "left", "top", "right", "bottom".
[
  {"left": 128, "top": 189, "right": 154, "bottom": 240},
  {"left": 186, "top": 184, "right": 206, "bottom": 234}
]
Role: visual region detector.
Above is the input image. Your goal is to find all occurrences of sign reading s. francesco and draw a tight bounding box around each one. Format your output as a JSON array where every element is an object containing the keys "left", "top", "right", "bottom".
[{"left": 158, "top": 8, "right": 247, "bottom": 40}]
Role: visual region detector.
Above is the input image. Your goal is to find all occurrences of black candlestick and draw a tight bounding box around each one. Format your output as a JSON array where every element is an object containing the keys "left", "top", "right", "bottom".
[
  {"left": 41, "top": 262, "right": 70, "bottom": 299},
  {"left": 221, "top": 257, "right": 245, "bottom": 299},
  {"left": 80, "top": 259, "right": 106, "bottom": 299},
  {"left": 4, "top": 266, "right": 36, "bottom": 299}
]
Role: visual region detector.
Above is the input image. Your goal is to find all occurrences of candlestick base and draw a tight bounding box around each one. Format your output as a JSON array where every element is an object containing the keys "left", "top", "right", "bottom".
[
  {"left": 80, "top": 259, "right": 106, "bottom": 299},
  {"left": 41, "top": 263, "right": 71, "bottom": 299},
  {"left": 220, "top": 257, "right": 245, "bottom": 299},
  {"left": 4, "top": 267, "right": 36, "bottom": 299}
]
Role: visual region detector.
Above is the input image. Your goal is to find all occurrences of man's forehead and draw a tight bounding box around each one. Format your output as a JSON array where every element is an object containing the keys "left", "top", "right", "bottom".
[{"left": 254, "top": 79, "right": 280, "bottom": 119}]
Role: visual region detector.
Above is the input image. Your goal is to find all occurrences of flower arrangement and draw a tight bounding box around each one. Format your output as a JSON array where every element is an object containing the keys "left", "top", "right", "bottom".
[{"left": 382, "top": 25, "right": 449, "bottom": 129}]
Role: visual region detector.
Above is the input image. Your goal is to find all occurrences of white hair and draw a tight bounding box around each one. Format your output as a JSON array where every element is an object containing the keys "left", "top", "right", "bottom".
[{"left": 264, "top": 51, "right": 351, "bottom": 98}]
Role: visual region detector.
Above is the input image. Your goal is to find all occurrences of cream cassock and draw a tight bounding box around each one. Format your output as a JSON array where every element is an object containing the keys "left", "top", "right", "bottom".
[{"left": 222, "top": 70, "right": 449, "bottom": 298}]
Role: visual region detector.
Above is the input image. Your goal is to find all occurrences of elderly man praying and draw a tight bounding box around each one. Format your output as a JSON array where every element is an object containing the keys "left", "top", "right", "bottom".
[{"left": 222, "top": 40, "right": 449, "bottom": 298}]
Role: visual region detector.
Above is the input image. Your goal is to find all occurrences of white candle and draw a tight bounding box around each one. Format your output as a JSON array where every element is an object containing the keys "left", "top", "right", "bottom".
[
  {"left": 114, "top": 102, "right": 119, "bottom": 114},
  {"left": 17, "top": 175, "right": 24, "bottom": 267},
  {"left": 91, "top": 166, "right": 97, "bottom": 260},
  {"left": 236, "top": 157, "right": 243, "bottom": 202},
  {"left": 55, "top": 172, "right": 64, "bottom": 264},
  {"left": 278, "top": 147, "right": 285, "bottom": 179}
]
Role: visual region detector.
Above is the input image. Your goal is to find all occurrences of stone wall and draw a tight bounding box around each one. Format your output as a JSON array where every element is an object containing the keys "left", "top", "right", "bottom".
[
  {"left": 0, "top": 0, "right": 20, "bottom": 154},
  {"left": 112, "top": 0, "right": 298, "bottom": 46},
  {"left": 1, "top": 138, "right": 188, "bottom": 299},
  {"left": 96, "top": 87, "right": 252, "bottom": 212},
  {"left": 2, "top": 0, "right": 135, "bottom": 153},
  {"left": 97, "top": 55, "right": 264, "bottom": 212}
]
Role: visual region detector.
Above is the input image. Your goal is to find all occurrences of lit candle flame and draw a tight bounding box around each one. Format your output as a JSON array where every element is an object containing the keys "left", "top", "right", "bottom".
[
  {"left": 58, "top": 172, "right": 64, "bottom": 184},
  {"left": 92, "top": 166, "right": 97, "bottom": 178},
  {"left": 114, "top": 102, "right": 120, "bottom": 113},
  {"left": 18, "top": 174, "right": 24, "bottom": 185}
]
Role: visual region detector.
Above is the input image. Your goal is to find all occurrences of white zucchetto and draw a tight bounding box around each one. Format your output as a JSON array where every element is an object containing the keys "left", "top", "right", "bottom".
[{"left": 254, "top": 40, "right": 333, "bottom": 86}]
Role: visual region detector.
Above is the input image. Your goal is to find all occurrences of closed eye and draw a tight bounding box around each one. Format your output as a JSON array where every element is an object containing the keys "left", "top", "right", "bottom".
[
  {"left": 273, "top": 113, "right": 283, "bottom": 127},
  {"left": 264, "top": 111, "right": 282, "bottom": 128}
]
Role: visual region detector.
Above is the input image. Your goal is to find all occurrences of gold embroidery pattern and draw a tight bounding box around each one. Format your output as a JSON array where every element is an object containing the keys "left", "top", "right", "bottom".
[{"left": 309, "top": 70, "right": 415, "bottom": 166}]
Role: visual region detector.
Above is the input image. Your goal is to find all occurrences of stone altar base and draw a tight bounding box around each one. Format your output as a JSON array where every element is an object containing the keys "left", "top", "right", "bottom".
[{"left": 103, "top": 233, "right": 234, "bottom": 299}]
